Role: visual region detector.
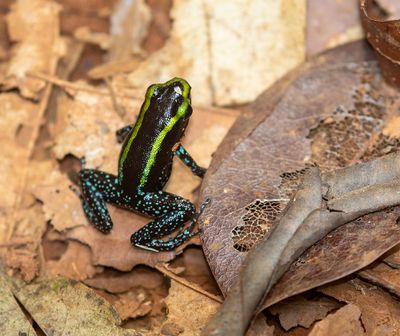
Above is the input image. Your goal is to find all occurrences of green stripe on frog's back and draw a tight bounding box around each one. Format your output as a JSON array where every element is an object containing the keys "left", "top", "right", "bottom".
[
  {"left": 139, "top": 96, "right": 189, "bottom": 187},
  {"left": 119, "top": 78, "right": 190, "bottom": 179},
  {"left": 118, "top": 84, "right": 157, "bottom": 177}
]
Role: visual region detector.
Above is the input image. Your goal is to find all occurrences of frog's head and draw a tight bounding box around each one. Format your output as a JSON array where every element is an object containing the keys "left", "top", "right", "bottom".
[{"left": 144, "top": 77, "right": 193, "bottom": 134}]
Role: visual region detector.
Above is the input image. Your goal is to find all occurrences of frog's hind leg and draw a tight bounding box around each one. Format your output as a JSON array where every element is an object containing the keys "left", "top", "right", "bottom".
[
  {"left": 78, "top": 169, "right": 122, "bottom": 233},
  {"left": 131, "top": 191, "right": 207, "bottom": 251}
]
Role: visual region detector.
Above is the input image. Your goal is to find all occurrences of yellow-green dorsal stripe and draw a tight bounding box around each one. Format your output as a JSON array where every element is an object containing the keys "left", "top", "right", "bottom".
[
  {"left": 139, "top": 98, "right": 189, "bottom": 187},
  {"left": 119, "top": 84, "right": 157, "bottom": 175}
]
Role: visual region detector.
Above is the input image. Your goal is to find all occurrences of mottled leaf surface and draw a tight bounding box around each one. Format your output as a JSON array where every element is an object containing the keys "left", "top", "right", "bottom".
[{"left": 200, "top": 41, "right": 400, "bottom": 304}]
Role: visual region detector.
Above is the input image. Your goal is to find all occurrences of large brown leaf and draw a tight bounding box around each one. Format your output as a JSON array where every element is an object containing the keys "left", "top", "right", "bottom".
[{"left": 200, "top": 40, "right": 400, "bottom": 304}]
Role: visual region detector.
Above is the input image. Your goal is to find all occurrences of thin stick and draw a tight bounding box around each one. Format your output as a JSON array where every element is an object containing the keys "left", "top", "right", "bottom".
[
  {"left": 155, "top": 263, "right": 223, "bottom": 304},
  {"left": 27, "top": 72, "right": 143, "bottom": 100}
]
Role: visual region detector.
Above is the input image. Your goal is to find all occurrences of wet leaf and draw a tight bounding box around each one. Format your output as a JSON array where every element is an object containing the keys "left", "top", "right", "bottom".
[{"left": 200, "top": 40, "right": 400, "bottom": 305}]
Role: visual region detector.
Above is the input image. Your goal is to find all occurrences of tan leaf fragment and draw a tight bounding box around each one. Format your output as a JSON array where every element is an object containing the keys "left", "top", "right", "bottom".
[
  {"left": 205, "top": 0, "right": 305, "bottom": 105},
  {"left": 84, "top": 267, "right": 165, "bottom": 293},
  {"left": 33, "top": 168, "right": 87, "bottom": 232},
  {"left": 128, "top": 0, "right": 211, "bottom": 105},
  {"left": 0, "top": 275, "right": 37, "bottom": 335},
  {"left": 2, "top": 0, "right": 65, "bottom": 98},
  {"left": 12, "top": 277, "right": 138, "bottom": 336},
  {"left": 269, "top": 295, "right": 341, "bottom": 330},
  {"left": 309, "top": 303, "right": 364, "bottom": 336},
  {"left": 114, "top": 289, "right": 153, "bottom": 321},
  {"left": 45, "top": 240, "right": 103, "bottom": 281},
  {"left": 128, "top": 0, "right": 305, "bottom": 106},
  {"left": 321, "top": 279, "right": 400, "bottom": 335},
  {"left": 160, "top": 280, "right": 220, "bottom": 336}
]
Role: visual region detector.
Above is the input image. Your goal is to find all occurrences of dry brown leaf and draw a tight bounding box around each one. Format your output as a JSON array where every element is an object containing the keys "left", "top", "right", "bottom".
[
  {"left": 308, "top": 303, "right": 364, "bottom": 336},
  {"left": 113, "top": 289, "right": 153, "bottom": 321},
  {"left": 2, "top": 0, "right": 65, "bottom": 98},
  {"left": 160, "top": 280, "right": 220, "bottom": 336},
  {"left": 0, "top": 275, "right": 37, "bottom": 335},
  {"left": 358, "top": 262, "right": 400, "bottom": 297},
  {"left": 128, "top": 0, "right": 305, "bottom": 106},
  {"left": 12, "top": 277, "right": 138, "bottom": 336},
  {"left": 45, "top": 240, "right": 103, "bottom": 281},
  {"left": 321, "top": 278, "right": 400, "bottom": 335},
  {"left": 269, "top": 295, "right": 341, "bottom": 331},
  {"left": 307, "top": 0, "right": 364, "bottom": 57},
  {"left": 84, "top": 266, "right": 165, "bottom": 294}
]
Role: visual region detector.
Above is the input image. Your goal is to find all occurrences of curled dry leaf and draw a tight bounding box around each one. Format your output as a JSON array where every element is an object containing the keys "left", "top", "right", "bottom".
[
  {"left": 128, "top": 0, "right": 305, "bottom": 106},
  {"left": 0, "top": 275, "right": 36, "bottom": 336},
  {"left": 320, "top": 278, "right": 400, "bottom": 335},
  {"left": 308, "top": 303, "right": 364, "bottom": 336},
  {"left": 12, "top": 277, "right": 138, "bottom": 336},
  {"left": 200, "top": 40, "right": 400, "bottom": 306},
  {"left": 361, "top": 0, "right": 400, "bottom": 87},
  {"left": 2, "top": 0, "right": 65, "bottom": 98}
]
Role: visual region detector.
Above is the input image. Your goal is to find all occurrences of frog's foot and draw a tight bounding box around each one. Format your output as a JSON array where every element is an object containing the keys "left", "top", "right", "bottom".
[
  {"left": 131, "top": 195, "right": 211, "bottom": 252},
  {"left": 116, "top": 124, "right": 133, "bottom": 143},
  {"left": 78, "top": 169, "right": 121, "bottom": 233}
]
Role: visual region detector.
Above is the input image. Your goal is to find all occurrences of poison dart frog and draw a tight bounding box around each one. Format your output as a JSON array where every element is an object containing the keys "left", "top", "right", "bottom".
[{"left": 77, "top": 78, "right": 209, "bottom": 252}]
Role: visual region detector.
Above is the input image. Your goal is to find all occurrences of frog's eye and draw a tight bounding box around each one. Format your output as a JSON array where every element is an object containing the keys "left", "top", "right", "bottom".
[{"left": 173, "top": 85, "right": 183, "bottom": 96}]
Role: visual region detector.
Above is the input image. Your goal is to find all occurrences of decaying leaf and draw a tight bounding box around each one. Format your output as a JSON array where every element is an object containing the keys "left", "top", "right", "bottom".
[
  {"left": 12, "top": 277, "right": 138, "bottom": 336},
  {"left": 321, "top": 278, "right": 400, "bottom": 335},
  {"left": 0, "top": 274, "right": 37, "bottom": 335},
  {"left": 308, "top": 303, "right": 364, "bottom": 336},
  {"left": 2, "top": 0, "right": 65, "bottom": 98},
  {"left": 200, "top": 40, "right": 400, "bottom": 307},
  {"left": 128, "top": 0, "right": 305, "bottom": 106}
]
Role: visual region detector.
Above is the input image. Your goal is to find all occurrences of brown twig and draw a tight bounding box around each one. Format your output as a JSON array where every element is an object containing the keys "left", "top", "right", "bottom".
[{"left": 155, "top": 263, "right": 223, "bottom": 304}]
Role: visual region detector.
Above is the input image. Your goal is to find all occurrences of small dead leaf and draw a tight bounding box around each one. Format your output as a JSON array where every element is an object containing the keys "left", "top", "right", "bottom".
[
  {"left": 160, "top": 280, "right": 219, "bottom": 336},
  {"left": 3, "top": 0, "right": 65, "bottom": 98},
  {"left": 269, "top": 295, "right": 341, "bottom": 331},
  {"left": 308, "top": 303, "right": 364, "bottom": 336},
  {"left": 321, "top": 278, "right": 400, "bottom": 335},
  {"left": 113, "top": 289, "right": 152, "bottom": 321},
  {"left": 45, "top": 240, "right": 103, "bottom": 281}
]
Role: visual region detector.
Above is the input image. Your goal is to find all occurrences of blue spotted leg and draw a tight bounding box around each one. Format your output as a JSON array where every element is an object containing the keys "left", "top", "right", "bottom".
[
  {"left": 175, "top": 144, "right": 206, "bottom": 177},
  {"left": 78, "top": 169, "right": 210, "bottom": 251},
  {"left": 131, "top": 191, "right": 209, "bottom": 251}
]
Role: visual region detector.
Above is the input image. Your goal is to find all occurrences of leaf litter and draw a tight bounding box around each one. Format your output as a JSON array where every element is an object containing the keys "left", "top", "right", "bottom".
[{"left": 3, "top": 0, "right": 400, "bottom": 334}]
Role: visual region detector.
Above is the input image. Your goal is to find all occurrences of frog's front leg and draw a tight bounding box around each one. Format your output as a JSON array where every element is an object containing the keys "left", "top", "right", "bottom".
[
  {"left": 131, "top": 191, "right": 205, "bottom": 251},
  {"left": 175, "top": 144, "right": 206, "bottom": 178},
  {"left": 116, "top": 125, "right": 133, "bottom": 144},
  {"left": 78, "top": 169, "right": 124, "bottom": 233}
]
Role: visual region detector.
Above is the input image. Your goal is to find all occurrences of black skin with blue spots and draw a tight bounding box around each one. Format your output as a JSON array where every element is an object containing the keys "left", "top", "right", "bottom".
[{"left": 77, "top": 78, "right": 208, "bottom": 252}]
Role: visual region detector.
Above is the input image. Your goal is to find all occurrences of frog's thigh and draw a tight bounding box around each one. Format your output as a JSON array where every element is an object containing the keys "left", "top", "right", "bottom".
[
  {"left": 133, "top": 191, "right": 195, "bottom": 238},
  {"left": 79, "top": 169, "right": 121, "bottom": 233}
]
